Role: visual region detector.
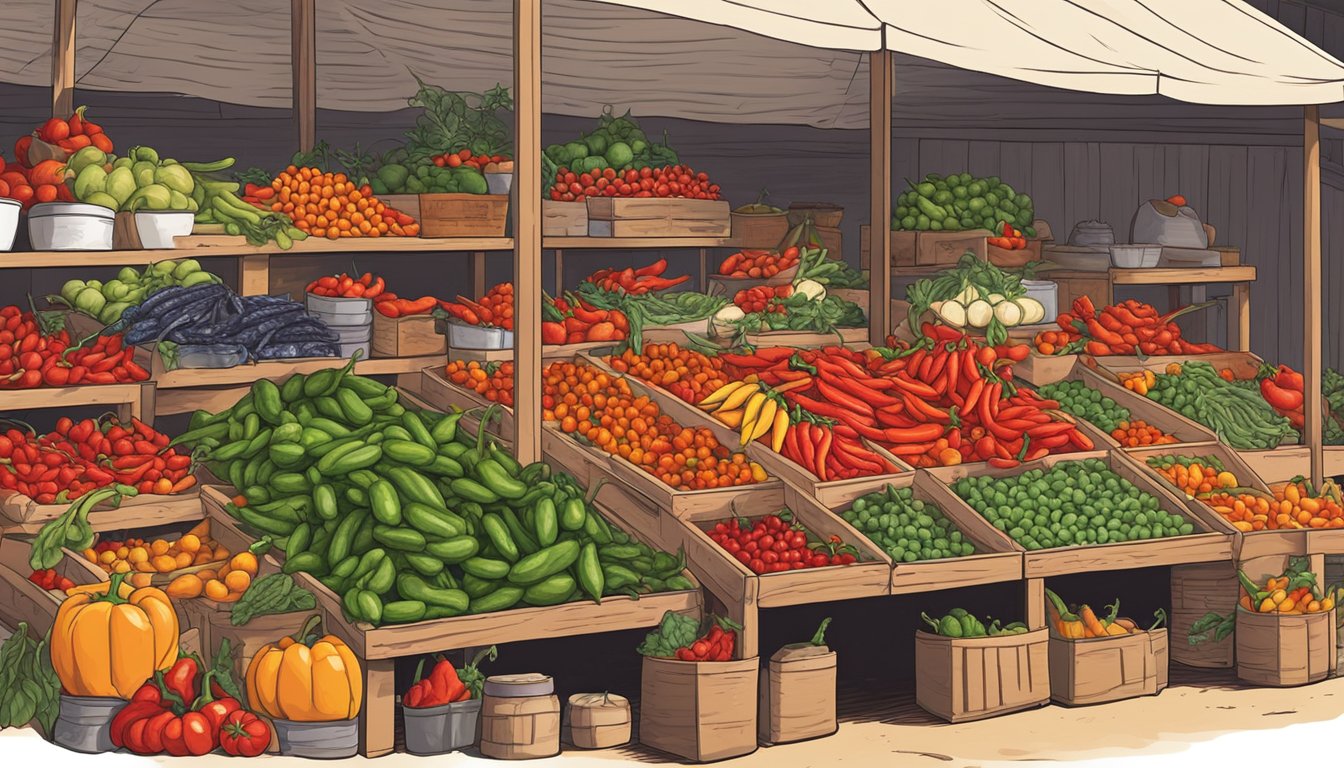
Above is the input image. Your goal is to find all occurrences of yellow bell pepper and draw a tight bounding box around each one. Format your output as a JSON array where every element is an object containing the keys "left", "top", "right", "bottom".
[
  {"left": 247, "top": 615, "right": 362, "bottom": 722},
  {"left": 50, "top": 572, "right": 178, "bottom": 699}
]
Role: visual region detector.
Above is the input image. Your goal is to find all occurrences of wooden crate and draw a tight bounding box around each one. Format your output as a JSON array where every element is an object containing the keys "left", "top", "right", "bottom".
[
  {"left": 640, "top": 656, "right": 759, "bottom": 763},
  {"left": 417, "top": 193, "right": 509, "bottom": 238},
  {"left": 1012, "top": 350, "right": 1079, "bottom": 387},
  {"left": 542, "top": 200, "right": 588, "bottom": 236},
  {"left": 200, "top": 486, "right": 702, "bottom": 758},
  {"left": 585, "top": 198, "right": 730, "bottom": 238},
  {"left": 377, "top": 194, "right": 419, "bottom": 219},
  {"left": 741, "top": 327, "right": 868, "bottom": 348},
  {"left": 859, "top": 225, "right": 987, "bottom": 268},
  {"left": 821, "top": 473, "right": 1023, "bottom": 594},
  {"left": 0, "top": 538, "right": 106, "bottom": 636},
  {"left": 1236, "top": 445, "right": 1311, "bottom": 484},
  {"left": 1090, "top": 351, "right": 1267, "bottom": 382},
  {"left": 371, "top": 313, "right": 445, "bottom": 358},
  {"left": 986, "top": 238, "right": 1046, "bottom": 268},
  {"left": 924, "top": 451, "right": 1233, "bottom": 578},
  {"left": 1169, "top": 561, "right": 1237, "bottom": 669},
  {"left": 786, "top": 202, "right": 843, "bottom": 229},
  {"left": 0, "top": 486, "right": 199, "bottom": 527},
  {"left": 1235, "top": 607, "right": 1336, "bottom": 687},
  {"left": 914, "top": 628, "right": 1049, "bottom": 723},
  {"left": 1119, "top": 444, "right": 1308, "bottom": 561},
  {"left": 417, "top": 366, "right": 513, "bottom": 439},
  {"left": 729, "top": 211, "right": 789, "bottom": 248},
  {"left": 1037, "top": 361, "right": 1220, "bottom": 450},
  {"left": 758, "top": 643, "right": 837, "bottom": 744},
  {"left": 1048, "top": 629, "right": 1168, "bottom": 706},
  {"left": 1, "top": 491, "right": 205, "bottom": 536}
]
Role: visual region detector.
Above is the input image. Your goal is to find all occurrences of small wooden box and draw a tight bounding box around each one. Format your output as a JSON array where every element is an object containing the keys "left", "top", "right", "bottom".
[
  {"left": 565, "top": 693, "right": 631, "bottom": 749},
  {"left": 377, "top": 194, "right": 419, "bottom": 219},
  {"left": 1235, "top": 607, "right": 1335, "bottom": 686},
  {"left": 860, "top": 225, "right": 987, "bottom": 268},
  {"left": 786, "top": 202, "right": 843, "bottom": 229},
  {"left": 1048, "top": 629, "right": 1168, "bottom": 706},
  {"left": 914, "top": 628, "right": 1050, "bottom": 722},
  {"left": 371, "top": 314, "right": 445, "bottom": 358},
  {"left": 640, "top": 656, "right": 758, "bottom": 762},
  {"left": 758, "top": 644, "right": 837, "bottom": 744},
  {"left": 417, "top": 194, "right": 508, "bottom": 237},
  {"left": 730, "top": 211, "right": 789, "bottom": 248},
  {"left": 586, "top": 198, "right": 730, "bottom": 238},
  {"left": 543, "top": 200, "right": 588, "bottom": 236},
  {"left": 1169, "top": 561, "right": 1238, "bottom": 669}
]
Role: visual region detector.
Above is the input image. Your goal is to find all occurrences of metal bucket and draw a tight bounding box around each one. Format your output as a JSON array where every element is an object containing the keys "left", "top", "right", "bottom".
[
  {"left": 402, "top": 698, "right": 482, "bottom": 755},
  {"left": 271, "top": 717, "right": 360, "bottom": 759},
  {"left": 53, "top": 695, "right": 124, "bottom": 754}
]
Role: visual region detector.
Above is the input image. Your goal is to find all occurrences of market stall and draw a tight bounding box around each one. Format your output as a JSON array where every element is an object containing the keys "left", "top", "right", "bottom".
[{"left": 0, "top": 0, "right": 1342, "bottom": 763}]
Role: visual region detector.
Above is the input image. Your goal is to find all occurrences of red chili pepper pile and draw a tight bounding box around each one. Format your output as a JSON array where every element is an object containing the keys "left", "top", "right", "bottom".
[
  {"left": 306, "top": 271, "right": 386, "bottom": 299},
  {"left": 0, "top": 417, "right": 195, "bottom": 503},
  {"left": 0, "top": 308, "right": 146, "bottom": 388},
  {"left": 706, "top": 511, "right": 858, "bottom": 574},
  {"left": 1033, "top": 297, "right": 1221, "bottom": 357},
  {"left": 1259, "top": 364, "right": 1305, "bottom": 429},
  {"left": 675, "top": 617, "right": 739, "bottom": 662},
  {"left": 549, "top": 164, "right": 721, "bottom": 202},
  {"left": 541, "top": 295, "right": 628, "bottom": 345},
  {"left": 403, "top": 647, "right": 494, "bottom": 708},
  {"left": 27, "top": 568, "right": 74, "bottom": 591},
  {"left": 988, "top": 221, "right": 1029, "bottom": 250},
  {"left": 440, "top": 281, "right": 515, "bottom": 330},
  {"left": 718, "top": 246, "right": 800, "bottom": 279},
  {"left": 374, "top": 293, "right": 440, "bottom": 318},
  {"left": 111, "top": 653, "right": 268, "bottom": 757},
  {"left": 733, "top": 284, "right": 792, "bottom": 314},
  {"left": 3, "top": 106, "right": 112, "bottom": 208},
  {"left": 587, "top": 258, "right": 690, "bottom": 295}
]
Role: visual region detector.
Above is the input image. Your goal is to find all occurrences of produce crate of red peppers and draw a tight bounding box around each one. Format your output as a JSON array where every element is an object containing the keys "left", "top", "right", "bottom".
[
  {"left": 542, "top": 294, "right": 629, "bottom": 345},
  {"left": 1033, "top": 297, "right": 1221, "bottom": 357},
  {"left": 0, "top": 416, "right": 195, "bottom": 505},
  {"left": 586, "top": 258, "right": 690, "bottom": 295},
  {"left": 705, "top": 511, "right": 858, "bottom": 575},
  {"left": 0, "top": 306, "right": 147, "bottom": 389},
  {"left": 306, "top": 272, "right": 387, "bottom": 299},
  {"left": 549, "top": 164, "right": 721, "bottom": 202},
  {"left": 439, "top": 281, "right": 515, "bottom": 330}
]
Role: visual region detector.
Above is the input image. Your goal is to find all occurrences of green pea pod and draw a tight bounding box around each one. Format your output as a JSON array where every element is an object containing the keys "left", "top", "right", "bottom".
[
  {"left": 602, "top": 563, "right": 639, "bottom": 590},
  {"left": 381, "top": 600, "right": 428, "bottom": 624},
  {"left": 281, "top": 372, "right": 307, "bottom": 402},
  {"left": 508, "top": 540, "right": 581, "bottom": 585},
  {"left": 481, "top": 513, "right": 519, "bottom": 562},
  {"left": 382, "top": 439, "right": 436, "bottom": 467},
  {"left": 560, "top": 497, "right": 587, "bottom": 531},
  {"left": 253, "top": 379, "right": 284, "bottom": 425},
  {"left": 523, "top": 574, "right": 576, "bottom": 606},
  {"left": 577, "top": 542, "right": 604, "bottom": 602},
  {"left": 475, "top": 458, "right": 527, "bottom": 500},
  {"left": 426, "top": 535, "right": 480, "bottom": 564},
  {"left": 373, "top": 524, "right": 426, "bottom": 553},
  {"left": 582, "top": 506, "right": 612, "bottom": 544},
  {"left": 404, "top": 503, "right": 465, "bottom": 540},
  {"left": 368, "top": 480, "right": 402, "bottom": 525},
  {"left": 533, "top": 497, "right": 558, "bottom": 547},
  {"left": 461, "top": 557, "right": 511, "bottom": 580},
  {"left": 469, "top": 586, "right": 524, "bottom": 614}
]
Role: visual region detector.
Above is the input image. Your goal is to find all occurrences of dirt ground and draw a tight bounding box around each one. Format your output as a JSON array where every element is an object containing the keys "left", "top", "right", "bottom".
[{"left": 6, "top": 667, "right": 1341, "bottom": 766}]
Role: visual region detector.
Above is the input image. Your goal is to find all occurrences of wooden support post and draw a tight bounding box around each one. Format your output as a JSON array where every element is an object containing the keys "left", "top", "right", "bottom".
[
  {"left": 1304, "top": 106, "right": 1323, "bottom": 487},
  {"left": 51, "top": 0, "right": 76, "bottom": 117},
  {"left": 471, "top": 251, "right": 487, "bottom": 299},
  {"left": 553, "top": 249, "right": 564, "bottom": 297},
  {"left": 1232, "top": 283, "right": 1250, "bottom": 352},
  {"left": 698, "top": 248, "right": 708, "bottom": 292},
  {"left": 868, "top": 51, "right": 893, "bottom": 346},
  {"left": 291, "top": 0, "right": 316, "bottom": 154},
  {"left": 1024, "top": 577, "right": 1046, "bottom": 630},
  {"left": 512, "top": 0, "right": 542, "bottom": 464},
  {"left": 238, "top": 254, "right": 269, "bottom": 296},
  {"left": 357, "top": 658, "right": 396, "bottom": 757}
]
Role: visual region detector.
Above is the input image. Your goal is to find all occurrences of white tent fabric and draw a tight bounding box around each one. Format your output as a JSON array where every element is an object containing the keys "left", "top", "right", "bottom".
[{"left": 598, "top": 0, "right": 1344, "bottom": 105}]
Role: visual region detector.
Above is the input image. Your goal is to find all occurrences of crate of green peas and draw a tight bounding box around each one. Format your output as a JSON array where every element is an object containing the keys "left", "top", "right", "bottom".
[
  {"left": 830, "top": 475, "right": 1022, "bottom": 592},
  {"left": 927, "top": 452, "right": 1232, "bottom": 578}
]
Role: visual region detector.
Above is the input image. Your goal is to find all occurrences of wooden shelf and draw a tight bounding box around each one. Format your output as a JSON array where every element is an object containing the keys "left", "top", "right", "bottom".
[
  {"left": 154, "top": 355, "right": 441, "bottom": 389},
  {"left": 1, "top": 494, "right": 202, "bottom": 536},
  {"left": 0, "top": 236, "right": 518, "bottom": 268},
  {"left": 0, "top": 382, "right": 151, "bottom": 421},
  {"left": 543, "top": 236, "right": 736, "bottom": 249},
  {"left": 1108, "top": 266, "right": 1256, "bottom": 285}
]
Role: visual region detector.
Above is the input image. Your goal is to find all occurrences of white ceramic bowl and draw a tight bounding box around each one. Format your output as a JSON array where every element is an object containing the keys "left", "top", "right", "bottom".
[
  {"left": 28, "top": 202, "right": 114, "bottom": 251},
  {"left": 486, "top": 172, "right": 513, "bottom": 196},
  {"left": 0, "top": 198, "right": 19, "bottom": 251},
  {"left": 134, "top": 210, "right": 195, "bottom": 249},
  {"left": 1109, "top": 244, "right": 1162, "bottom": 269}
]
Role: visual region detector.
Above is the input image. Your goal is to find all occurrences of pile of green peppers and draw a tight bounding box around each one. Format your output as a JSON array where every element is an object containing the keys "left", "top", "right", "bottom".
[
  {"left": 921, "top": 608, "right": 1028, "bottom": 638},
  {"left": 176, "top": 360, "right": 693, "bottom": 626}
]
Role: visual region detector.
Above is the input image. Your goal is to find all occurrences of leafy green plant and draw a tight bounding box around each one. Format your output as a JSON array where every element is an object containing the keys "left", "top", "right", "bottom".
[{"left": 404, "top": 76, "right": 513, "bottom": 160}]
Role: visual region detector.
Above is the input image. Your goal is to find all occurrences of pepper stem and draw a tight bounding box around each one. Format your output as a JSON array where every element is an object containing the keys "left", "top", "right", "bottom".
[
  {"left": 94, "top": 571, "right": 131, "bottom": 605},
  {"left": 294, "top": 614, "right": 324, "bottom": 645}
]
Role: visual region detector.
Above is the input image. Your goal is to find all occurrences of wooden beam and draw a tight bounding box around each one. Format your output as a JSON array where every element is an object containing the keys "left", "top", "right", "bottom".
[
  {"left": 51, "top": 0, "right": 76, "bottom": 117},
  {"left": 868, "top": 51, "right": 893, "bottom": 346},
  {"left": 1320, "top": 117, "right": 1344, "bottom": 132},
  {"left": 513, "top": 0, "right": 542, "bottom": 464},
  {"left": 1304, "top": 106, "right": 1324, "bottom": 487},
  {"left": 290, "top": 0, "right": 316, "bottom": 154}
]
